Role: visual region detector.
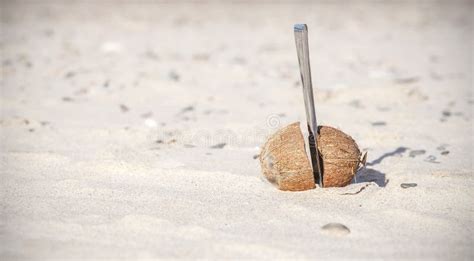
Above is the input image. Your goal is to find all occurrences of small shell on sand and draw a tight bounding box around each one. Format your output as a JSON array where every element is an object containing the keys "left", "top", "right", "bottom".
[
  {"left": 321, "top": 223, "right": 351, "bottom": 236},
  {"left": 259, "top": 122, "right": 362, "bottom": 190}
]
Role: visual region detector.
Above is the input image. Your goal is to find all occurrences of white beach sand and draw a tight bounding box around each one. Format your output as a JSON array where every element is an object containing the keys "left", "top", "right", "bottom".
[{"left": 1, "top": 1, "right": 473, "bottom": 260}]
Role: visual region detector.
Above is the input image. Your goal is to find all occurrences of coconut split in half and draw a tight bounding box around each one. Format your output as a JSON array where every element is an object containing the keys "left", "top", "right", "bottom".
[{"left": 259, "top": 122, "right": 365, "bottom": 191}]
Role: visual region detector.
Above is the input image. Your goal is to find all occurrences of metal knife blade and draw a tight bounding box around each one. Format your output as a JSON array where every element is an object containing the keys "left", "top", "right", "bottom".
[{"left": 294, "top": 24, "right": 323, "bottom": 187}]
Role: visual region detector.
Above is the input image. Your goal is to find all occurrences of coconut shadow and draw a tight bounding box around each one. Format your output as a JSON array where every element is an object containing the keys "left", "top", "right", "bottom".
[
  {"left": 366, "top": 147, "right": 408, "bottom": 166},
  {"left": 355, "top": 146, "right": 409, "bottom": 187},
  {"left": 356, "top": 168, "right": 387, "bottom": 187}
]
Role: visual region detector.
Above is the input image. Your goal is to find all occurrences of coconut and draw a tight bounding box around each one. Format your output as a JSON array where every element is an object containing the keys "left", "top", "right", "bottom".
[
  {"left": 259, "top": 122, "right": 363, "bottom": 190},
  {"left": 259, "top": 122, "right": 315, "bottom": 191},
  {"left": 317, "top": 125, "right": 361, "bottom": 187}
]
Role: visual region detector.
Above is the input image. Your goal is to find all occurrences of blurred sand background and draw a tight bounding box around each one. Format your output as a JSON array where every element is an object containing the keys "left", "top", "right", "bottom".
[{"left": 1, "top": 0, "right": 473, "bottom": 260}]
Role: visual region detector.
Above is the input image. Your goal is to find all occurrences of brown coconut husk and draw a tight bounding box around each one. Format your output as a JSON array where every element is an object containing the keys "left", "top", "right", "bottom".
[
  {"left": 259, "top": 122, "right": 364, "bottom": 190},
  {"left": 259, "top": 122, "right": 315, "bottom": 191},
  {"left": 317, "top": 126, "right": 361, "bottom": 187}
]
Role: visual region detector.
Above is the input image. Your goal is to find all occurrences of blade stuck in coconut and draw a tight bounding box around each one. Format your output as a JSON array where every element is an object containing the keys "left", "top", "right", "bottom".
[
  {"left": 294, "top": 24, "right": 323, "bottom": 187},
  {"left": 258, "top": 24, "right": 365, "bottom": 191}
]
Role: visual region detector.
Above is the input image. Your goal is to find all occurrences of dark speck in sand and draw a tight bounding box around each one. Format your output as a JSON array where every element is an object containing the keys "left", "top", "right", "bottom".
[
  {"left": 103, "top": 80, "right": 110, "bottom": 88},
  {"left": 119, "top": 104, "right": 129, "bottom": 113},
  {"left": 371, "top": 121, "right": 386, "bottom": 126},
  {"left": 173, "top": 16, "right": 189, "bottom": 26},
  {"left": 65, "top": 71, "right": 76, "bottom": 78},
  {"left": 141, "top": 111, "right": 153, "bottom": 118},
  {"left": 74, "top": 88, "right": 88, "bottom": 95},
  {"left": 409, "top": 150, "right": 425, "bottom": 157},
  {"left": 430, "top": 71, "right": 443, "bottom": 81},
  {"left": 436, "top": 144, "right": 448, "bottom": 151},
  {"left": 442, "top": 110, "right": 451, "bottom": 117},
  {"left": 394, "top": 76, "right": 420, "bottom": 84},
  {"left": 144, "top": 50, "right": 159, "bottom": 60},
  {"left": 429, "top": 55, "right": 439, "bottom": 63},
  {"left": 376, "top": 106, "right": 391, "bottom": 112},
  {"left": 231, "top": 56, "right": 247, "bottom": 65},
  {"left": 210, "top": 143, "right": 226, "bottom": 149},
  {"left": 40, "top": 121, "right": 50, "bottom": 126},
  {"left": 44, "top": 29, "right": 54, "bottom": 37},
  {"left": 349, "top": 100, "right": 364, "bottom": 109},
  {"left": 441, "top": 150, "right": 450, "bottom": 155},
  {"left": 167, "top": 139, "right": 177, "bottom": 144},
  {"left": 169, "top": 70, "right": 180, "bottom": 81},
  {"left": 192, "top": 53, "right": 210, "bottom": 61},
  {"left": 401, "top": 183, "right": 417, "bottom": 189},
  {"left": 180, "top": 106, "right": 194, "bottom": 114},
  {"left": 425, "top": 155, "right": 440, "bottom": 163},
  {"left": 62, "top": 97, "right": 74, "bottom": 102},
  {"left": 28, "top": 128, "right": 35, "bottom": 132},
  {"left": 253, "top": 154, "right": 259, "bottom": 159},
  {"left": 155, "top": 139, "right": 164, "bottom": 144}
]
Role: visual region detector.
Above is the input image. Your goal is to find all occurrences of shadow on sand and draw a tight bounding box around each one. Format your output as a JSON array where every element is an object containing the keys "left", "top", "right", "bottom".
[
  {"left": 355, "top": 147, "right": 409, "bottom": 187},
  {"left": 356, "top": 168, "right": 387, "bottom": 187},
  {"left": 366, "top": 147, "right": 408, "bottom": 166}
]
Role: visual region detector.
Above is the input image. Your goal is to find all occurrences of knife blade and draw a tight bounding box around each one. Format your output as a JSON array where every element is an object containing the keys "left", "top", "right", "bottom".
[{"left": 294, "top": 24, "right": 323, "bottom": 187}]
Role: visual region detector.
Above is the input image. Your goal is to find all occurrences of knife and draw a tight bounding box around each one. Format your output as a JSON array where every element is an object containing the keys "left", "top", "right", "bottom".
[{"left": 294, "top": 24, "right": 323, "bottom": 187}]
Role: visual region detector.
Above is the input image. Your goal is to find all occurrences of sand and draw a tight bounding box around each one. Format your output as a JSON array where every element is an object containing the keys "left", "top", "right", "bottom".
[{"left": 1, "top": 1, "right": 473, "bottom": 260}]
